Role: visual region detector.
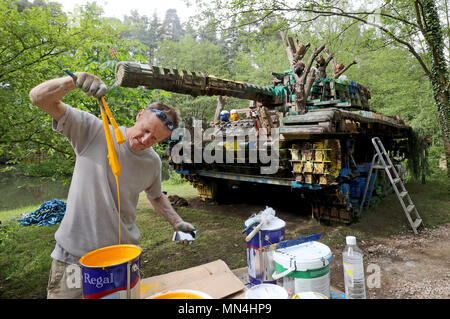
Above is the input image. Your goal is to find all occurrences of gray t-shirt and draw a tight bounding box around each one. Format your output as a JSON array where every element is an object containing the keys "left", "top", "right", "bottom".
[{"left": 50, "top": 105, "right": 162, "bottom": 263}]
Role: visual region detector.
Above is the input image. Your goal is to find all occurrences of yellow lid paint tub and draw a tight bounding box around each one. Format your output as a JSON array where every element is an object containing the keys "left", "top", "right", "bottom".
[
  {"left": 148, "top": 289, "right": 213, "bottom": 299},
  {"left": 79, "top": 244, "right": 142, "bottom": 299}
]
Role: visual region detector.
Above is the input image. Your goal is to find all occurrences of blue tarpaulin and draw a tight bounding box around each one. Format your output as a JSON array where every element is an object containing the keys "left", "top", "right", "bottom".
[{"left": 16, "top": 199, "right": 66, "bottom": 226}]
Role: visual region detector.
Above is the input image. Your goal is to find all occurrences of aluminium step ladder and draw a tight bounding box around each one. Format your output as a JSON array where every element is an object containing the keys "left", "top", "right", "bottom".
[{"left": 360, "top": 137, "right": 423, "bottom": 234}]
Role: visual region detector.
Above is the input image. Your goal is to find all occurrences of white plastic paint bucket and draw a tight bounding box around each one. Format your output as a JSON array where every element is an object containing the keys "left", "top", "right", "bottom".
[
  {"left": 245, "top": 284, "right": 288, "bottom": 299},
  {"left": 272, "top": 241, "right": 333, "bottom": 298}
]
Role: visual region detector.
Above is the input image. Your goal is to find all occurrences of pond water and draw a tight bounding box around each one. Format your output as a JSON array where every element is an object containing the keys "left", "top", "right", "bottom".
[
  {"left": 0, "top": 160, "right": 171, "bottom": 212},
  {"left": 0, "top": 171, "right": 70, "bottom": 211}
]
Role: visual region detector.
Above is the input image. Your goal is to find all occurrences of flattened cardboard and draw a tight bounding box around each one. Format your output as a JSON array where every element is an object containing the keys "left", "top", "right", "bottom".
[{"left": 140, "top": 259, "right": 246, "bottom": 299}]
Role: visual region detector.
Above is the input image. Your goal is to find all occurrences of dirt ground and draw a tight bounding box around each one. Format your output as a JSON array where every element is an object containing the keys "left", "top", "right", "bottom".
[
  {"left": 331, "top": 223, "right": 450, "bottom": 299},
  {"left": 186, "top": 196, "right": 450, "bottom": 299}
]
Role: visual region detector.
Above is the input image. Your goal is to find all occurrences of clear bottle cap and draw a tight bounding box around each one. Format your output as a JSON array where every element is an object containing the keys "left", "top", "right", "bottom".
[{"left": 346, "top": 236, "right": 356, "bottom": 245}]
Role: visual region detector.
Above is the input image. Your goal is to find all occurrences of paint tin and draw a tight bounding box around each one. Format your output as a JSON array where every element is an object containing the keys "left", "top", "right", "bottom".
[
  {"left": 273, "top": 241, "right": 333, "bottom": 298},
  {"left": 148, "top": 289, "right": 213, "bottom": 299},
  {"left": 79, "top": 244, "right": 142, "bottom": 299},
  {"left": 245, "top": 283, "right": 288, "bottom": 299},
  {"left": 245, "top": 216, "right": 285, "bottom": 285}
]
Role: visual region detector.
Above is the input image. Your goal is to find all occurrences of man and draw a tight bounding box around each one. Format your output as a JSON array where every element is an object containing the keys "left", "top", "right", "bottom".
[{"left": 29, "top": 72, "right": 195, "bottom": 299}]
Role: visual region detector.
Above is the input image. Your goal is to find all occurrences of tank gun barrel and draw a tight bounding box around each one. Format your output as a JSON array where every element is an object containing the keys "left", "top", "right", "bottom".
[{"left": 115, "top": 61, "right": 277, "bottom": 103}]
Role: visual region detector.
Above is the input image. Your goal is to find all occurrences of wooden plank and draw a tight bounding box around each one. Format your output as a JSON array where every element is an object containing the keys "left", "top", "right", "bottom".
[
  {"left": 279, "top": 125, "right": 330, "bottom": 135},
  {"left": 283, "top": 110, "right": 336, "bottom": 124}
]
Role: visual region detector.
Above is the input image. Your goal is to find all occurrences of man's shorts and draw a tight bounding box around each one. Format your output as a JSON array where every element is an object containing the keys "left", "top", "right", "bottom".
[{"left": 47, "top": 259, "right": 82, "bottom": 299}]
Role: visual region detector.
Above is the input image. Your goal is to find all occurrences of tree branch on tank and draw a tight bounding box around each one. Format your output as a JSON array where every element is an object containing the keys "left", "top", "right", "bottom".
[
  {"left": 333, "top": 60, "right": 357, "bottom": 79},
  {"left": 279, "top": 30, "right": 325, "bottom": 113}
]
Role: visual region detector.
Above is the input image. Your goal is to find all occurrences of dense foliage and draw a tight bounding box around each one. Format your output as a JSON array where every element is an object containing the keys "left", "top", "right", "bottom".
[{"left": 0, "top": 0, "right": 446, "bottom": 182}]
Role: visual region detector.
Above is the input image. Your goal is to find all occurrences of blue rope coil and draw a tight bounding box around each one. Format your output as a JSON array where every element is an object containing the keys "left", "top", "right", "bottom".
[{"left": 16, "top": 199, "right": 66, "bottom": 226}]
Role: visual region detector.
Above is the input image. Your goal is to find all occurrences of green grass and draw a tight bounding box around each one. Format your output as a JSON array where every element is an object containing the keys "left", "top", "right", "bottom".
[
  {"left": 136, "top": 206, "right": 246, "bottom": 279},
  {"left": 0, "top": 180, "right": 201, "bottom": 298},
  {"left": 161, "top": 180, "right": 197, "bottom": 198},
  {"left": 0, "top": 222, "right": 58, "bottom": 298},
  {"left": 284, "top": 177, "right": 450, "bottom": 247},
  {"left": 0, "top": 204, "right": 42, "bottom": 224},
  {"left": 0, "top": 178, "right": 448, "bottom": 299}
]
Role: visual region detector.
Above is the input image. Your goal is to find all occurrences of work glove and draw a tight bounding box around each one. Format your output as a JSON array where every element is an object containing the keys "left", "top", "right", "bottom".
[
  {"left": 174, "top": 221, "right": 196, "bottom": 232},
  {"left": 173, "top": 221, "right": 196, "bottom": 246},
  {"left": 73, "top": 72, "right": 107, "bottom": 98}
]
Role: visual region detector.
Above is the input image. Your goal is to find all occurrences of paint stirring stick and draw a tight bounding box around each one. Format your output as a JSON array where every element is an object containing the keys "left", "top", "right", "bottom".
[{"left": 245, "top": 207, "right": 276, "bottom": 242}]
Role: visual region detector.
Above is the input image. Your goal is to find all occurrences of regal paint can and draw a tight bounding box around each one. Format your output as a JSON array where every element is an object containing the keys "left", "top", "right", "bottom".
[
  {"left": 273, "top": 241, "right": 333, "bottom": 298},
  {"left": 245, "top": 216, "right": 285, "bottom": 285},
  {"left": 79, "top": 244, "right": 142, "bottom": 299}
]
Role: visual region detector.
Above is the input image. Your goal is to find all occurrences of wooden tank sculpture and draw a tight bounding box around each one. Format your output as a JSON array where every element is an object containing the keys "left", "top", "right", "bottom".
[{"left": 115, "top": 31, "right": 411, "bottom": 223}]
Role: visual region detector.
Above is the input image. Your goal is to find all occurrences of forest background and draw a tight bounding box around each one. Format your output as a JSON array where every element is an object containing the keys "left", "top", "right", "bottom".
[{"left": 0, "top": 0, "right": 448, "bottom": 183}]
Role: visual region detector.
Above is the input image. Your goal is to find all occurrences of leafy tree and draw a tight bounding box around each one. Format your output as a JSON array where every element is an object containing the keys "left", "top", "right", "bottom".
[
  {"left": 153, "top": 33, "right": 234, "bottom": 120},
  {"left": 155, "top": 33, "right": 228, "bottom": 76},
  {"left": 0, "top": 0, "right": 81, "bottom": 175},
  {"left": 147, "top": 11, "right": 164, "bottom": 64},
  {"left": 231, "top": 38, "right": 289, "bottom": 85},
  {"left": 204, "top": 0, "right": 449, "bottom": 175},
  {"left": 122, "top": 10, "right": 150, "bottom": 43},
  {"left": 0, "top": 1, "right": 161, "bottom": 180},
  {"left": 161, "top": 8, "right": 185, "bottom": 41},
  {"left": 122, "top": 10, "right": 163, "bottom": 63}
]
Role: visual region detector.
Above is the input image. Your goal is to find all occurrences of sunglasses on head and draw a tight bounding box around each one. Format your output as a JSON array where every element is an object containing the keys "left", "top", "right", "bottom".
[{"left": 149, "top": 108, "right": 174, "bottom": 131}]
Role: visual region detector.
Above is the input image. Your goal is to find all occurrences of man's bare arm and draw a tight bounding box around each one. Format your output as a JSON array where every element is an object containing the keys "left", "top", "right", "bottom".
[
  {"left": 29, "top": 72, "right": 107, "bottom": 121},
  {"left": 147, "top": 193, "right": 195, "bottom": 232},
  {"left": 29, "top": 76, "right": 75, "bottom": 121}
]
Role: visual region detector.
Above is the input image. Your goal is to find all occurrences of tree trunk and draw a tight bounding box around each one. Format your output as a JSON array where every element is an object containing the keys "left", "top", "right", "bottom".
[
  {"left": 294, "top": 82, "right": 306, "bottom": 114},
  {"left": 419, "top": 0, "right": 449, "bottom": 177},
  {"left": 433, "top": 89, "right": 450, "bottom": 177},
  {"left": 304, "top": 69, "right": 317, "bottom": 101},
  {"left": 214, "top": 95, "right": 226, "bottom": 124},
  {"left": 421, "top": 148, "right": 427, "bottom": 184},
  {"left": 296, "top": 44, "right": 326, "bottom": 113},
  {"left": 316, "top": 54, "right": 334, "bottom": 79}
]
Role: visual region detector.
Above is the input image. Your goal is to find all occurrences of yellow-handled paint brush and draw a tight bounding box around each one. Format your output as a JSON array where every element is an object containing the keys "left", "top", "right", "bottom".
[
  {"left": 64, "top": 69, "right": 125, "bottom": 244},
  {"left": 98, "top": 97, "right": 125, "bottom": 176}
]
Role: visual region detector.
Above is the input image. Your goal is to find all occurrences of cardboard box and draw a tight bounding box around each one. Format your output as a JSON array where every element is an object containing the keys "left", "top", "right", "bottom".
[
  {"left": 140, "top": 261, "right": 345, "bottom": 299},
  {"left": 140, "top": 259, "right": 247, "bottom": 299}
]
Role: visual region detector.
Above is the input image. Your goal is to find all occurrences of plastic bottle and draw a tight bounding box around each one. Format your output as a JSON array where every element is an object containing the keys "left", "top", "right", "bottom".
[{"left": 342, "top": 236, "right": 366, "bottom": 299}]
